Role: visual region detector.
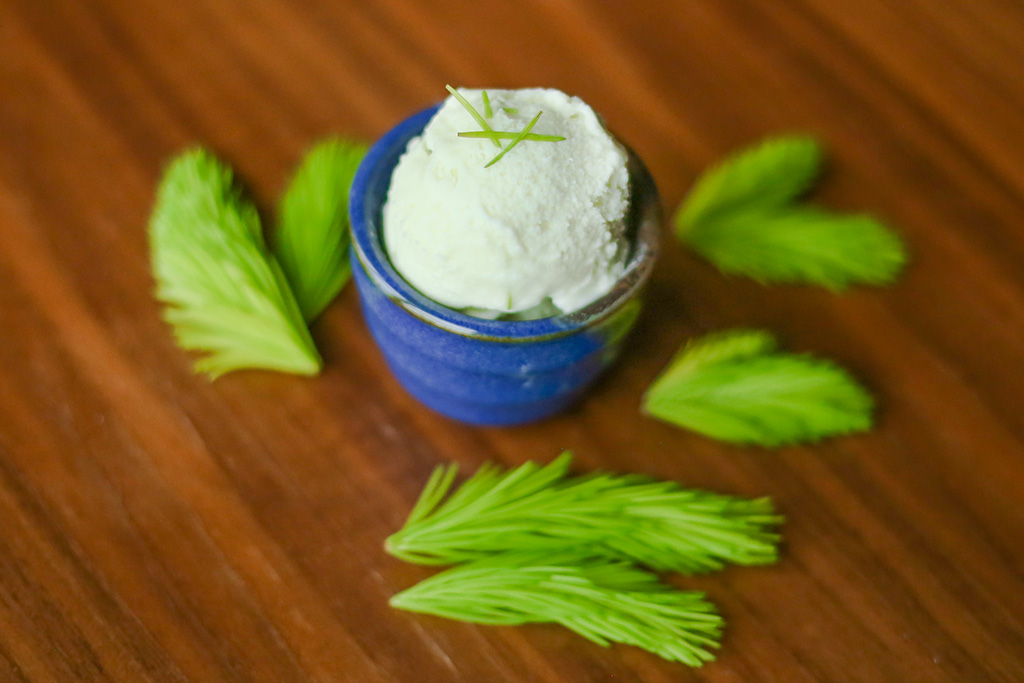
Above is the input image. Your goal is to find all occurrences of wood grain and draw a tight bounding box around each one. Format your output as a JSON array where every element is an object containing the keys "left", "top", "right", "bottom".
[{"left": 2, "top": 0, "right": 1023, "bottom": 680}]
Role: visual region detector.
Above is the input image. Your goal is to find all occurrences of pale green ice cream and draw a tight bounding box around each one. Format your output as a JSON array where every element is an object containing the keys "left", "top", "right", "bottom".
[{"left": 382, "top": 88, "right": 631, "bottom": 318}]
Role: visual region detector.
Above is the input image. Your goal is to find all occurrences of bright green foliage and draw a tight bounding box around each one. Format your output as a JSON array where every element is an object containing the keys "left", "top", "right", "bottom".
[
  {"left": 390, "top": 549, "right": 723, "bottom": 666},
  {"left": 275, "top": 138, "right": 367, "bottom": 320},
  {"left": 676, "top": 135, "right": 906, "bottom": 290},
  {"left": 678, "top": 135, "right": 822, "bottom": 227},
  {"left": 685, "top": 207, "right": 906, "bottom": 291},
  {"left": 386, "top": 452, "right": 782, "bottom": 573},
  {"left": 446, "top": 84, "right": 500, "bottom": 147},
  {"left": 149, "top": 149, "right": 320, "bottom": 378},
  {"left": 644, "top": 329, "right": 874, "bottom": 446}
]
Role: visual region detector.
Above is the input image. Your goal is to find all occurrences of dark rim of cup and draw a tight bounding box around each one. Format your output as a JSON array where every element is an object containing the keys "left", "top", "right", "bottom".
[{"left": 349, "top": 104, "right": 660, "bottom": 342}]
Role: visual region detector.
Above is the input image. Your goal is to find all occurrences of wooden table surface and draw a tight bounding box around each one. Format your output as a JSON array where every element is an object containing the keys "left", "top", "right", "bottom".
[{"left": 2, "top": 0, "right": 1024, "bottom": 680}]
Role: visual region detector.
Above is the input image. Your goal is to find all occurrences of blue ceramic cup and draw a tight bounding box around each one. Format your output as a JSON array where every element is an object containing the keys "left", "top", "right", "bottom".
[{"left": 349, "top": 105, "right": 660, "bottom": 425}]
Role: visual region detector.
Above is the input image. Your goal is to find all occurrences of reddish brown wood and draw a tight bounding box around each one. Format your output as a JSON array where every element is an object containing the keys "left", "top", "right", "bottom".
[{"left": 1, "top": 0, "right": 1022, "bottom": 680}]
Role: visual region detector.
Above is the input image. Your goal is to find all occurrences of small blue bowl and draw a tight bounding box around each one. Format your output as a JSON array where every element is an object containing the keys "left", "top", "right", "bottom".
[{"left": 349, "top": 105, "right": 660, "bottom": 425}]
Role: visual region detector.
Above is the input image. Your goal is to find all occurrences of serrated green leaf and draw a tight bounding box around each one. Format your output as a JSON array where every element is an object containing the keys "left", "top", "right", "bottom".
[
  {"left": 390, "top": 549, "right": 723, "bottom": 666},
  {"left": 677, "top": 135, "right": 822, "bottom": 229},
  {"left": 386, "top": 453, "right": 782, "bottom": 573},
  {"left": 643, "top": 329, "right": 874, "bottom": 446},
  {"left": 675, "top": 135, "right": 907, "bottom": 290},
  {"left": 275, "top": 138, "right": 367, "bottom": 320},
  {"left": 684, "top": 207, "right": 907, "bottom": 291},
  {"left": 149, "top": 148, "right": 321, "bottom": 378},
  {"left": 656, "top": 328, "right": 777, "bottom": 388}
]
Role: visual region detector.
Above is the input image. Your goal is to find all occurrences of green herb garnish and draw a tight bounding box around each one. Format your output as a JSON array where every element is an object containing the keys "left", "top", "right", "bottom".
[
  {"left": 275, "top": 138, "right": 367, "bottom": 321},
  {"left": 501, "top": 107, "right": 518, "bottom": 115},
  {"left": 390, "top": 549, "right": 723, "bottom": 666},
  {"left": 457, "top": 131, "right": 565, "bottom": 142},
  {"left": 676, "top": 135, "right": 907, "bottom": 290},
  {"left": 386, "top": 452, "right": 781, "bottom": 573},
  {"left": 448, "top": 86, "right": 565, "bottom": 165},
  {"left": 446, "top": 85, "right": 500, "bottom": 148},
  {"left": 149, "top": 149, "right": 320, "bottom": 377},
  {"left": 485, "top": 110, "right": 544, "bottom": 168},
  {"left": 643, "top": 329, "right": 874, "bottom": 446}
]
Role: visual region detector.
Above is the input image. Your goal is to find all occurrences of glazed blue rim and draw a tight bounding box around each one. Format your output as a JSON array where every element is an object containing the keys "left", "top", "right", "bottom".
[{"left": 349, "top": 103, "right": 657, "bottom": 341}]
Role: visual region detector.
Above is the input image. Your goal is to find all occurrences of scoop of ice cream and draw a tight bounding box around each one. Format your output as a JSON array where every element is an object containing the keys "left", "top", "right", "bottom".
[{"left": 382, "top": 88, "right": 631, "bottom": 317}]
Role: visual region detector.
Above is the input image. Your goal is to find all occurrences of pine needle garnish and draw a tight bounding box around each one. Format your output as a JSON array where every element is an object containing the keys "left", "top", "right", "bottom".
[
  {"left": 446, "top": 85, "right": 500, "bottom": 148},
  {"left": 448, "top": 87, "right": 565, "bottom": 165},
  {"left": 275, "top": 138, "right": 367, "bottom": 321},
  {"left": 386, "top": 452, "right": 782, "bottom": 573},
  {"left": 643, "top": 329, "right": 874, "bottom": 446},
  {"left": 485, "top": 111, "right": 544, "bottom": 168},
  {"left": 676, "top": 135, "right": 907, "bottom": 290},
  {"left": 149, "top": 149, "right": 321, "bottom": 378},
  {"left": 390, "top": 549, "right": 723, "bottom": 666},
  {"left": 457, "top": 131, "right": 566, "bottom": 142}
]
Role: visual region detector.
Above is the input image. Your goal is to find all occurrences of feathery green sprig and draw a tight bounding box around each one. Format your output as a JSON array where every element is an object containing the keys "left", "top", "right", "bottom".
[
  {"left": 679, "top": 136, "right": 822, "bottom": 228},
  {"left": 387, "top": 452, "right": 782, "bottom": 572},
  {"left": 390, "top": 549, "right": 723, "bottom": 666},
  {"left": 643, "top": 329, "right": 874, "bottom": 446},
  {"left": 684, "top": 207, "right": 906, "bottom": 291},
  {"left": 676, "top": 135, "right": 906, "bottom": 290},
  {"left": 149, "top": 148, "right": 320, "bottom": 378},
  {"left": 275, "top": 138, "right": 367, "bottom": 321},
  {"left": 457, "top": 131, "right": 566, "bottom": 142}
]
